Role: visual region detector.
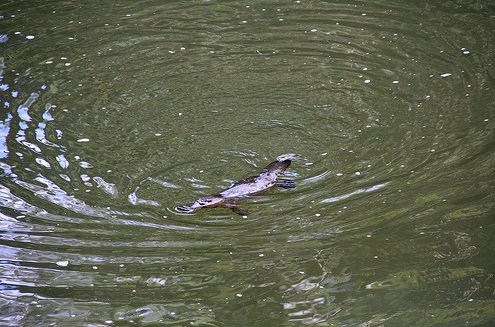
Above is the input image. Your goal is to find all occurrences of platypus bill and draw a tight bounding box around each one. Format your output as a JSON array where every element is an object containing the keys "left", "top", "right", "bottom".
[{"left": 176, "top": 159, "right": 294, "bottom": 215}]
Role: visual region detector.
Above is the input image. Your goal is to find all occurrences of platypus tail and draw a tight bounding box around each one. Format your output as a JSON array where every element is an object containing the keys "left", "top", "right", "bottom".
[{"left": 262, "top": 159, "right": 291, "bottom": 174}]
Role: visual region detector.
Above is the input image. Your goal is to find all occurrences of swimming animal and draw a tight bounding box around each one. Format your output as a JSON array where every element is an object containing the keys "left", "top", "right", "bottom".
[{"left": 176, "top": 159, "right": 295, "bottom": 215}]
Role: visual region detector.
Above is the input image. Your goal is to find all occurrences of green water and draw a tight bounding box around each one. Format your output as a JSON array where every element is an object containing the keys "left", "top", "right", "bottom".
[{"left": 1, "top": 0, "right": 495, "bottom": 326}]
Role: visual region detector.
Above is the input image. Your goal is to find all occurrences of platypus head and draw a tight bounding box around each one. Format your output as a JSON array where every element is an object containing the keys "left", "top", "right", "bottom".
[
  {"left": 262, "top": 159, "right": 291, "bottom": 175},
  {"left": 176, "top": 194, "right": 224, "bottom": 213}
]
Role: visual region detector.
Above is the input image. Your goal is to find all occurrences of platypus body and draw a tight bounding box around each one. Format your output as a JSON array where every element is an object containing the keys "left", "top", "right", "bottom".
[{"left": 176, "top": 159, "right": 294, "bottom": 215}]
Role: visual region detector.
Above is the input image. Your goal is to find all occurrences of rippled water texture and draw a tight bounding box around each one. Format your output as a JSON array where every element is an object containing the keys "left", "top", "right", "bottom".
[{"left": 1, "top": 0, "right": 495, "bottom": 325}]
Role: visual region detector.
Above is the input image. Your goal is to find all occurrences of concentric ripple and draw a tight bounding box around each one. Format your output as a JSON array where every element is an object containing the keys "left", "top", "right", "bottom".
[{"left": 1, "top": 0, "right": 494, "bottom": 325}]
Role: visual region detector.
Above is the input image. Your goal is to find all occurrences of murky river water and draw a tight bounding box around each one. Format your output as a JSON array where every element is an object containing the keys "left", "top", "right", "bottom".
[{"left": 1, "top": 0, "right": 495, "bottom": 326}]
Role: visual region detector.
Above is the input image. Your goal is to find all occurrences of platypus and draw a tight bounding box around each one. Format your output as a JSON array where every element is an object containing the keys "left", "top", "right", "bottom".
[{"left": 176, "top": 159, "right": 294, "bottom": 215}]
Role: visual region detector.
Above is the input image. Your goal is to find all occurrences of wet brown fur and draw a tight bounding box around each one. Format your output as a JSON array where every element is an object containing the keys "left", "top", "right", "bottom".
[{"left": 176, "top": 159, "right": 292, "bottom": 215}]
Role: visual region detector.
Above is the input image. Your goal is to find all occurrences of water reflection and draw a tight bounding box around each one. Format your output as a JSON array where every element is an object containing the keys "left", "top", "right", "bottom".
[
  {"left": 1, "top": 0, "right": 495, "bottom": 325},
  {"left": 321, "top": 182, "right": 388, "bottom": 203},
  {"left": 0, "top": 114, "right": 12, "bottom": 161}
]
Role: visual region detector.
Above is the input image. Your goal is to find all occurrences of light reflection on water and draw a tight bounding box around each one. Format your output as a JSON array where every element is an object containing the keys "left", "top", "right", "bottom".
[
  {"left": 321, "top": 182, "right": 388, "bottom": 203},
  {"left": 1, "top": 0, "right": 495, "bottom": 325}
]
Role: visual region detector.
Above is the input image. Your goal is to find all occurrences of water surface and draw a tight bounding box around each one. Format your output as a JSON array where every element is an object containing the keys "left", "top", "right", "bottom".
[{"left": 1, "top": 0, "right": 495, "bottom": 325}]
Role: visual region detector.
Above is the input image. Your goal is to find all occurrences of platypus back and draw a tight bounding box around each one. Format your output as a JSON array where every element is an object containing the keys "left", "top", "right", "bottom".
[{"left": 176, "top": 159, "right": 293, "bottom": 214}]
